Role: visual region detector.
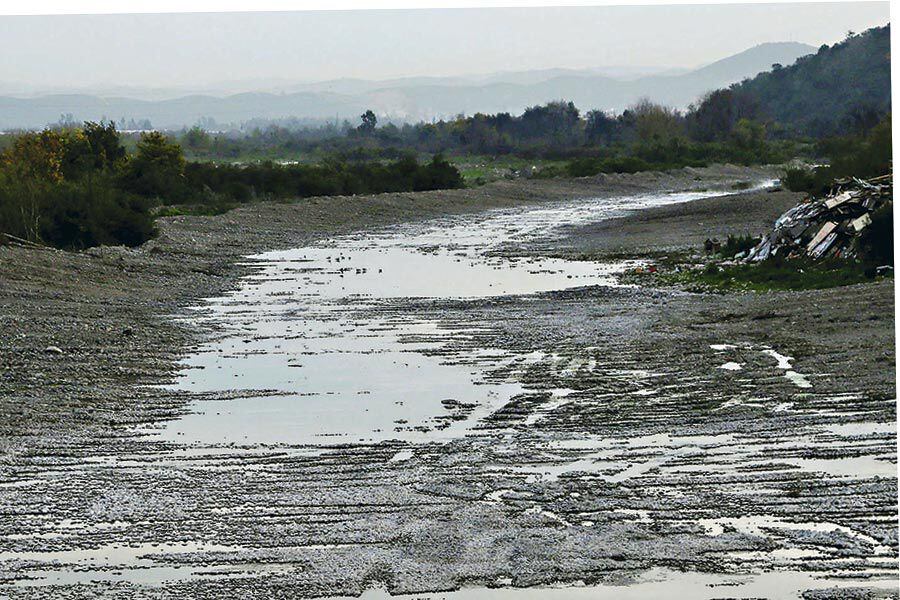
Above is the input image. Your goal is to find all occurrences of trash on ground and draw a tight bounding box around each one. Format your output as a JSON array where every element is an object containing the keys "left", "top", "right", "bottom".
[{"left": 745, "top": 175, "right": 892, "bottom": 262}]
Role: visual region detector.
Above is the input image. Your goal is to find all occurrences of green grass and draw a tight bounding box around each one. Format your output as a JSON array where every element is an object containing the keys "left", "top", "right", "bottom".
[
  {"left": 450, "top": 155, "right": 568, "bottom": 187},
  {"left": 155, "top": 203, "right": 237, "bottom": 217},
  {"left": 660, "top": 259, "right": 887, "bottom": 292}
]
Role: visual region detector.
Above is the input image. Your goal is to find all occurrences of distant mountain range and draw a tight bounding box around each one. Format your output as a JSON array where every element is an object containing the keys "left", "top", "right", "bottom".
[{"left": 0, "top": 41, "right": 815, "bottom": 130}]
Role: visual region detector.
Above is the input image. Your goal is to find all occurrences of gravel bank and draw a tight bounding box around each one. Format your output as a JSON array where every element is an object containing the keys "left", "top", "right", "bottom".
[{"left": 550, "top": 187, "right": 804, "bottom": 256}]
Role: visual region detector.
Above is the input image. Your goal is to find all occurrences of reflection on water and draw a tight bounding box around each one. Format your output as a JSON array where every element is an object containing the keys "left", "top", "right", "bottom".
[{"left": 158, "top": 186, "right": 764, "bottom": 446}]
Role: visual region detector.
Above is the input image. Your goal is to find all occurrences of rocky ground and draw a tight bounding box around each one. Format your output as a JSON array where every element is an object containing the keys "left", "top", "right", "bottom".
[{"left": 0, "top": 164, "right": 895, "bottom": 599}]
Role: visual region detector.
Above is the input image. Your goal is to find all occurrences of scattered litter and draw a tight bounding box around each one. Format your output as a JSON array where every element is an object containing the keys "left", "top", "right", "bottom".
[{"left": 746, "top": 175, "right": 892, "bottom": 261}]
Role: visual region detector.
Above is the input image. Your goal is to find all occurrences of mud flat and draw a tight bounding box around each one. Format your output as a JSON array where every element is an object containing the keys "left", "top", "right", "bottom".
[{"left": 0, "top": 165, "right": 895, "bottom": 599}]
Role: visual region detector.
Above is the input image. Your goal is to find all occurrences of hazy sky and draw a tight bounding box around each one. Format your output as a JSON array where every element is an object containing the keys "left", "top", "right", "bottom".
[{"left": 0, "top": 3, "right": 889, "bottom": 90}]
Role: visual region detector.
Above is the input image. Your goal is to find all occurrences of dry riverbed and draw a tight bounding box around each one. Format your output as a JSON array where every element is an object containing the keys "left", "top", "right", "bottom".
[{"left": 0, "top": 165, "right": 895, "bottom": 599}]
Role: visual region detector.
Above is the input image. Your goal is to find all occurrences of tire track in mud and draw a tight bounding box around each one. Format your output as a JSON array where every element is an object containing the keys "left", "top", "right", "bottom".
[
  {"left": 376, "top": 281, "right": 896, "bottom": 598},
  {"left": 0, "top": 173, "right": 895, "bottom": 599}
]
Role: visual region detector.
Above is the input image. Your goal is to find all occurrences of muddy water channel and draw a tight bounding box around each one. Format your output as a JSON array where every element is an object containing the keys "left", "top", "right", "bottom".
[
  {"left": 4, "top": 181, "right": 897, "bottom": 599},
  {"left": 157, "top": 188, "right": 736, "bottom": 446}
]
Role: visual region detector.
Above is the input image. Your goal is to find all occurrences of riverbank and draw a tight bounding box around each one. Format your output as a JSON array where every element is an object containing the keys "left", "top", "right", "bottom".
[
  {"left": 0, "top": 164, "right": 894, "bottom": 599},
  {"left": 549, "top": 186, "right": 804, "bottom": 256}
]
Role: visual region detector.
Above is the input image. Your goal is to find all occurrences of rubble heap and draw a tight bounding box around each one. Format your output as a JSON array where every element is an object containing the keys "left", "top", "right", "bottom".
[{"left": 746, "top": 174, "right": 892, "bottom": 262}]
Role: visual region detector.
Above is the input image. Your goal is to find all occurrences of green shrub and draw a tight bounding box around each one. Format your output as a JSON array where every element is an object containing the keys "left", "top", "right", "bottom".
[
  {"left": 601, "top": 156, "right": 652, "bottom": 174},
  {"left": 782, "top": 168, "right": 817, "bottom": 192},
  {"left": 567, "top": 157, "right": 603, "bottom": 177},
  {"left": 0, "top": 122, "right": 469, "bottom": 250},
  {"left": 0, "top": 125, "right": 157, "bottom": 249},
  {"left": 566, "top": 155, "right": 652, "bottom": 177},
  {"left": 36, "top": 179, "right": 155, "bottom": 249},
  {"left": 117, "top": 131, "right": 188, "bottom": 202},
  {"left": 181, "top": 154, "right": 464, "bottom": 205},
  {"left": 412, "top": 154, "right": 464, "bottom": 190},
  {"left": 787, "top": 116, "right": 893, "bottom": 194},
  {"left": 720, "top": 234, "right": 759, "bottom": 257}
]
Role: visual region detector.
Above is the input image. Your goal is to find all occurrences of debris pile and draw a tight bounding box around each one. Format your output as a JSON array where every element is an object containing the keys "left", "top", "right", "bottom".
[{"left": 746, "top": 175, "right": 892, "bottom": 261}]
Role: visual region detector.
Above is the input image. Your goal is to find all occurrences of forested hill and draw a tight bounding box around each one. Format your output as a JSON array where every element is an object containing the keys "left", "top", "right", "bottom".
[{"left": 732, "top": 25, "right": 890, "bottom": 137}]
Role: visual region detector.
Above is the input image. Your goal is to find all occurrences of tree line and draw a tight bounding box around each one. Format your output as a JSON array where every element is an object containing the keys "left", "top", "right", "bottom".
[
  {"left": 0, "top": 24, "right": 889, "bottom": 250},
  {"left": 180, "top": 98, "right": 783, "bottom": 164},
  {"left": 176, "top": 25, "right": 890, "bottom": 169},
  {"left": 0, "top": 123, "right": 463, "bottom": 250},
  {"left": 177, "top": 97, "right": 800, "bottom": 182}
]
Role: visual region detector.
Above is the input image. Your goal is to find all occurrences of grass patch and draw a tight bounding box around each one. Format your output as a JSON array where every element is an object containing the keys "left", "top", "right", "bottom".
[
  {"left": 661, "top": 258, "right": 887, "bottom": 292},
  {"left": 451, "top": 155, "right": 568, "bottom": 186},
  {"left": 155, "top": 203, "right": 237, "bottom": 217},
  {"left": 716, "top": 234, "right": 759, "bottom": 258}
]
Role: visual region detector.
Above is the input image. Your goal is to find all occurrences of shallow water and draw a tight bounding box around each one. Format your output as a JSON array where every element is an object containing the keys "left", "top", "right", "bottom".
[
  {"left": 158, "top": 185, "right": 770, "bottom": 446},
  {"left": 335, "top": 569, "right": 900, "bottom": 600}
]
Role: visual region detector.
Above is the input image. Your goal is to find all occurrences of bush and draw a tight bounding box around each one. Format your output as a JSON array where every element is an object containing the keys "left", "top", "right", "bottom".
[
  {"left": 47, "top": 181, "right": 155, "bottom": 249},
  {"left": 413, "top": 154, "right": 464, "bottom": 190},
  {"left": 117, "top": 131, "right": 188, "bottom": 202},
  {"left": 0, "top": 125, "right": 158, "bottom": 248},
  {"left": 602, "top": 156, "right": 652, "bottom": 174},
  {"left": 2, "top": 177, "right": 157, "bottom": 249},
  {"left": 566, "top": 155, "right": 652, "bottom": 177},
  {"left": 181, "top": 154, "right": 464, "bottom": 205},
  {"left": 0, "top": 122, "right": 468, "bottom": 251},
  {"left": 567, "top": 157, "right": 604, "bottom": 177},
  {"left": 720, "top": 234, "right": 759, "bottom": 257},
  {"left": 782, "top": 167, "right": 818, "bottom": 192}
]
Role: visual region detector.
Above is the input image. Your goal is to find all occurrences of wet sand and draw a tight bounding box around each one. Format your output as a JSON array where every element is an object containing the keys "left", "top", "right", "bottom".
[{"left": 0, "top": 165, "right": 895, "bottom": 599}]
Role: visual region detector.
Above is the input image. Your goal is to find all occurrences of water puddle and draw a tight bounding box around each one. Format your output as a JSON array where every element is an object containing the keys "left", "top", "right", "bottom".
[
  {"left": 154, "top": 185, "right": 771, "bottom": 447},
  {"left": 328, "top": 568, "right": 899, "bottom": 600},
  {"left": 3, "top": 541, "right": 291, "bottom": 587}
]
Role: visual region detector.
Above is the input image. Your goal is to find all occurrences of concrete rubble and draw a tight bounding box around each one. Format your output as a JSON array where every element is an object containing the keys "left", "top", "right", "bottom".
[{"left": 746, "top": 174, "right": 892, "bottom": 261}]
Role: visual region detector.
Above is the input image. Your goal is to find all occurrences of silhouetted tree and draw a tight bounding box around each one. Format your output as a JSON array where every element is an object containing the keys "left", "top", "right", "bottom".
[{"left": 358, "top": 110, "right": 377, "bottom": 134}]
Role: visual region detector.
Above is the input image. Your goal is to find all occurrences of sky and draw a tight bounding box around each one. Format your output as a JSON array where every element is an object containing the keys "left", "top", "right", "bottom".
[{"left": 0, "top": 2, "right": 890, "bottom": 91}]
